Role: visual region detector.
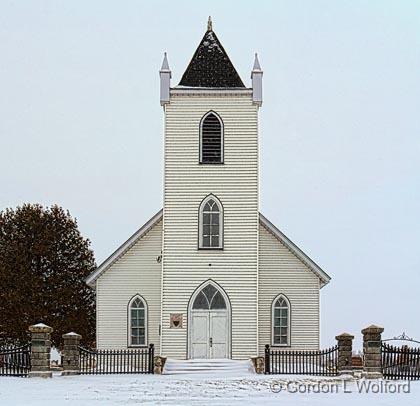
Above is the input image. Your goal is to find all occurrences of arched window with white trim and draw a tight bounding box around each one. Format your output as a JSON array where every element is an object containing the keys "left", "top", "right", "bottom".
[
  {"left": 199, "top": 195, "right": 223, "bottom": 249},
  {"left": 272, "top": 294, "right": 290, "bottom": 346},
  {"left": 200, "top": 111, "right": 223, "bottom": 164},
  {"left": 128, "top": 295, "right": 147, "bottom": 346}
]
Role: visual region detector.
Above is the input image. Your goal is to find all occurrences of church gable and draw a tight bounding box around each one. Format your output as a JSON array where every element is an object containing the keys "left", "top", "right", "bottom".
[
  {"left": 94, "top": 217, "right": 162, "bottom": 351},
  {"left": 86, "top": 210, "right": 162, "bottom": 287},
  {"left": 259, "top": 214, "right": 330, "bottom": 287},
  {"left": 258, "top": 222, "right": 323, "bottom": 352}
]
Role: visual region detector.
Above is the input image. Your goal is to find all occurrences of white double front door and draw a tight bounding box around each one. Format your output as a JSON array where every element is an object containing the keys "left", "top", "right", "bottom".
[{"left": 190, "top": 310, "right": 228, "bottom": 359}]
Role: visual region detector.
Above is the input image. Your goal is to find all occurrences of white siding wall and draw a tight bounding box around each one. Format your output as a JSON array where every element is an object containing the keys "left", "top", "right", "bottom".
[
  {"left": 258, "top": 223, "right": 320, "bottom": 355},
  {"left": 96, "top": 220, "right": 162, "bottom": 352},
  {"left": 162, "top": 91, "right": 259, "bottom": 359}
]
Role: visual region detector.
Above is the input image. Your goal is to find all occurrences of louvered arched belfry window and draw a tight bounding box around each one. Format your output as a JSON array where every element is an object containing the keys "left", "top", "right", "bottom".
[{"left": 200, "top": 111, "right": 223, "bottom": 164}]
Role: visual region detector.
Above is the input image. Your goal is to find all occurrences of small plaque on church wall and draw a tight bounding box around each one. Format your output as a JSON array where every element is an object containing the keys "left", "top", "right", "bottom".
[{"left": 170, "top": 313, "right": 183, "bottom": 329}]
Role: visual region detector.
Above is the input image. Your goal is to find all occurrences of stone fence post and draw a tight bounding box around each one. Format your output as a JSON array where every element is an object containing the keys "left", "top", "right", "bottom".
[
  {"left": 61, "top": 332, "right": 82, "bottom": 375},
  {"left": 336, "top": 332, "right": 354, "bottom": 374},
  {"left": 28, "top": 323, "right": 53, "bottom": 378},
  {"left": 362, "top": 324, "right": 384, "bottom": 379}
]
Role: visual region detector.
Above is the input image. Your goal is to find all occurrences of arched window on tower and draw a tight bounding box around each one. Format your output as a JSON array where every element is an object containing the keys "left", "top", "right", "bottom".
[
  {"left": 272, "top": 294, "right": 291, "bottom": 346},
  {"left": 200, "top": 111, "right": 223, "bottom": 164},
  {"left": 199, "top": 195, "right": 223, "bottom": 249},
  {"left": 128, "top": 295, "right": 147, "bottom": 347}
]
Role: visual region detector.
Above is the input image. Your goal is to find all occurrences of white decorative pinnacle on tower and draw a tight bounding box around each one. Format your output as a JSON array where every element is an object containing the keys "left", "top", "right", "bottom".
[
  {"left": 207, "top": 16, "right": 212, "bottom": 31},
  {"left": 160, "top": 52, "right": 171, "bottom": 106},
  {"left": 251, "top": 53, "right": 263, "bottom": 106}
]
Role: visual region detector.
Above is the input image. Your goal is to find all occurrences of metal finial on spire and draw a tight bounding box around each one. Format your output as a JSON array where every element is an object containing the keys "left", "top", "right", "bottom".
[{"left": 207, "top": 16, "right": 212, "bottom": 31}]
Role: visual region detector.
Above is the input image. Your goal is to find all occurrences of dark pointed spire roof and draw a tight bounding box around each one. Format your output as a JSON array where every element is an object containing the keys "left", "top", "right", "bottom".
[{"left": 179, "top": 17, "right": 245, "bottom": 88}]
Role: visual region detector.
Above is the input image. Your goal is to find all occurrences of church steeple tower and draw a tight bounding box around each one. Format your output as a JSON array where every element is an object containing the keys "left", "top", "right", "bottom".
[{"left": 160, "top": 18, "right": 260, "bottom": 359}]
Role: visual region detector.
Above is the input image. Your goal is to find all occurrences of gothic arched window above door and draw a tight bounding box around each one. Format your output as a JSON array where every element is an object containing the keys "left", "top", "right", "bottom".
[{"left": 192, "top": 283, "right": 227, "bottom": 310}]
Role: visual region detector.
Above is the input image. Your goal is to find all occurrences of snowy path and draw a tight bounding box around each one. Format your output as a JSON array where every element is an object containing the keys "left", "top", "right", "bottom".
[{"left": 0, "top": 373, "right": 418, "bottom": 405}]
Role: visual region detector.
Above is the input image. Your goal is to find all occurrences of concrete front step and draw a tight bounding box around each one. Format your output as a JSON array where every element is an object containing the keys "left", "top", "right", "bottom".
[{"left": 163, "top": 358, "right": 255, "bottom": 375}]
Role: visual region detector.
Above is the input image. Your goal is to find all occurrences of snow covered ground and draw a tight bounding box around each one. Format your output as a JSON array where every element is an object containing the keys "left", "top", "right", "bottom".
[{"left": 0, "top": 373, "right": 418, "bottom": 405}]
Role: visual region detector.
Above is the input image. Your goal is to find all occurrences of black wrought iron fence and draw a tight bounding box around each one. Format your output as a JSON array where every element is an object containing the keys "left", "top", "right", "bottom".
[
  {"left": 79, "top": 344, "right": 154, "bottom": 375},
  {"left": 0, "top": 344, "right": 31, "bottom": 377},
  {"left": 382, "top": 342, "right": 420, "bottom": 380},
  {"left": 265, "top": 344, "right": 338, "bottom": 376}
]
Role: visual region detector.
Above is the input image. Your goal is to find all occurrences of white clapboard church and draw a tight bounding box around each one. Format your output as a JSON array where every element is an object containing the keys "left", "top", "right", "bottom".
[{"left": 86, "top": 19, "right": 331, "bottom": 361}]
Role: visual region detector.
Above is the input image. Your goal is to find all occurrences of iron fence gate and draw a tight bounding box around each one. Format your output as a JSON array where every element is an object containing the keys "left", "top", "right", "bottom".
[
  {"left": 265, "top": 344, "right": 338, "bottom": 376},
  {"left": 0, "top": 344, "right": 31, "bottom": 377},
  {"left": 382, "top": 342, "right": 420, "bottom": 380},
  {"left": 79, "top": 344, "right": 154, "bottom": 374}
]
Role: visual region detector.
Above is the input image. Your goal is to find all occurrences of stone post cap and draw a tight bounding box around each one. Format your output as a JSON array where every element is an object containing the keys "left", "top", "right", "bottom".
[
  {"left": 62, "top": 332, "right": 82, "bottom": 339},
  {"left": 28, "top": 323, "right": 53, "bottom": 333},
  {"left": 335, "top": 332, "right": 355, "bottom": 340},
  {"left": 361, "top": 325, "right": 384, "bottom": 334}
]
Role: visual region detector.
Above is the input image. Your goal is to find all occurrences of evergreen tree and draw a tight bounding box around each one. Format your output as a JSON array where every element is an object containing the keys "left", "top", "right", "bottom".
[{"left": 0, "top": 204, "right": 95, "bottom": 348}]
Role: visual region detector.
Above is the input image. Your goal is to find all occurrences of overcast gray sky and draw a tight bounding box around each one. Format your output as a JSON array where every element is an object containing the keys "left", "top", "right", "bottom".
[{"left": 1, "top": 1, "right": 419, "bottom": 349}]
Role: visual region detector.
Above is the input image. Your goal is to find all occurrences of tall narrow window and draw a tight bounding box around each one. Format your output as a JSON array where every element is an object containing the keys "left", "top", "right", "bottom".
[
  {"left": 128, "top": 295, "right": 147, "bottom": 346},
  {"left": 199, "top": 195, "right": 223, "bottom": 249},
  {"left": 272, "top": 295, "right": 290, "bottom": 346},
  {"left": 200, "top": 111, "right": 223, "bottom": 164}
]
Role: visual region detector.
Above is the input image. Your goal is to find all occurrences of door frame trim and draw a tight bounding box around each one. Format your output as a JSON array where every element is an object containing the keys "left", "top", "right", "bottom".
[{"left": 187, "top": 279, "right": 231, "bottom": 359}]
